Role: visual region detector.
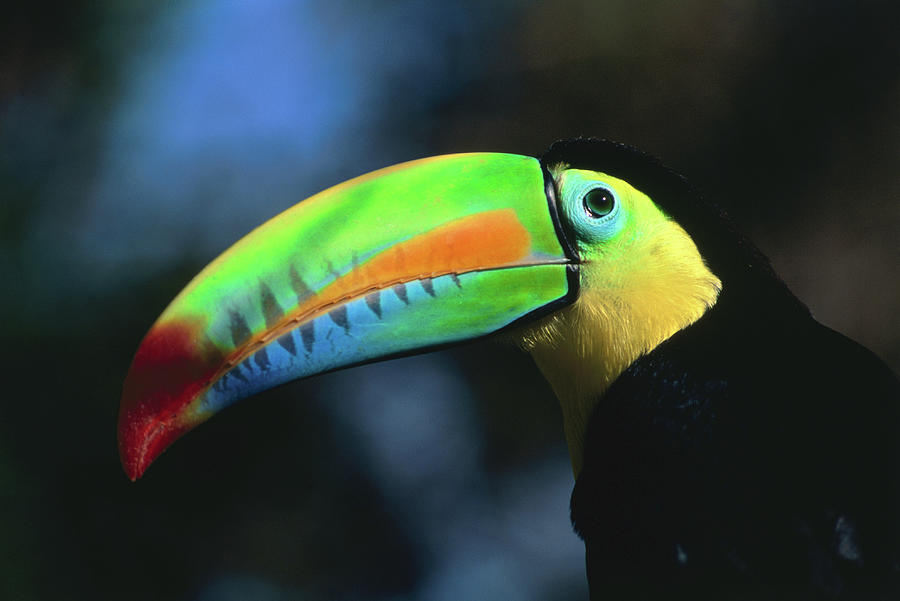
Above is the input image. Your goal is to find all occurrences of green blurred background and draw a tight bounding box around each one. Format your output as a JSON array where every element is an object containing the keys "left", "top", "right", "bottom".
[{"left": 2, "top": 1, "right": 897, "bottom": 599}]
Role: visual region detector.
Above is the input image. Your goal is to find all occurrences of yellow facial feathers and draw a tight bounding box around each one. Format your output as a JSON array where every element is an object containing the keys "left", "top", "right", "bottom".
[{"left": 514, "top": 170, "right": 721, "bottom": 475}]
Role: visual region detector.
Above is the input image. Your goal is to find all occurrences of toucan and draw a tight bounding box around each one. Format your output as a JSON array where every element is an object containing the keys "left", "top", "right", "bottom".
[{"left": 119, "top": 138, "right": 899, "bottom": 599}]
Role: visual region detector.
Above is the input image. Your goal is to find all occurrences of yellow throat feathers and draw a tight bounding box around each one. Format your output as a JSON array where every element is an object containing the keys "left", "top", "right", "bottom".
[{"left": 515, "top": 188, "right": 721, "bottom": 476}]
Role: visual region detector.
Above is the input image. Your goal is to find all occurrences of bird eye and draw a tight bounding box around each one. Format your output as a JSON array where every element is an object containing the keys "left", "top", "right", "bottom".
[{"left": 583, "top": 187, "right": 616, "bottom": 218}]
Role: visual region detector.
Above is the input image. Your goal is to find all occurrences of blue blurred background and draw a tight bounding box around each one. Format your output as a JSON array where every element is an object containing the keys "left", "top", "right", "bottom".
[{"left": 2, "top": 1, "right": 897, "bottom": 599}]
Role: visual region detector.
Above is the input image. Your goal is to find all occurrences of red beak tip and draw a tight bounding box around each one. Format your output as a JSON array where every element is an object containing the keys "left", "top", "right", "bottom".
[
  {"left": 122, "top": 456, "right": 146, "bottom": 482},
  {"left": 118, "top": 408, "right": 194, "bottom": 483}
]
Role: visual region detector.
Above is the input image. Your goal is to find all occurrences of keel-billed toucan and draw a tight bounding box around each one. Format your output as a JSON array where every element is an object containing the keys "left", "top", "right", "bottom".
[{"left": 119, "top": 139, "right": 899, "bottom": 599}]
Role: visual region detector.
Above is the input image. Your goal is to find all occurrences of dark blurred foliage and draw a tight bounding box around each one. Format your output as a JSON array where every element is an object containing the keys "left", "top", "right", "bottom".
[{"left": 1, "top": 1, "right": 897, "bottom": 600}]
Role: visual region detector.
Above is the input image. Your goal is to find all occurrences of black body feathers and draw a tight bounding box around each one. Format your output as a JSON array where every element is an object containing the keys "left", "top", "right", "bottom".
[{"left": 545, "top": 139, "right": 900, "bottom": 600}]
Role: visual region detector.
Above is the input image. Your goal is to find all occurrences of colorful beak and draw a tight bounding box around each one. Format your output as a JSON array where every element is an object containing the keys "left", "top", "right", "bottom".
[{"left": 118, "top": 153, "right": 577, "bottom": 480}]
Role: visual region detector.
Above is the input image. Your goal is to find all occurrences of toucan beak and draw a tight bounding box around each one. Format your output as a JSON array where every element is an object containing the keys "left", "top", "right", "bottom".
[{"left": 118, "top": 152, "right": 578, "bottom": 480}]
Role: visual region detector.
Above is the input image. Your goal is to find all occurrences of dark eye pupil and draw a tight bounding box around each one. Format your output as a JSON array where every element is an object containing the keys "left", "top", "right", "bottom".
[{"left": 583, "top": 187, "right": 615, "bottom": 217}]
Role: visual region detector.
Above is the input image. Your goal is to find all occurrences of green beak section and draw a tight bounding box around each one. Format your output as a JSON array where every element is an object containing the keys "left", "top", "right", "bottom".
[{"left": 118, "top": 153, "right": 576, "bottom": 480}]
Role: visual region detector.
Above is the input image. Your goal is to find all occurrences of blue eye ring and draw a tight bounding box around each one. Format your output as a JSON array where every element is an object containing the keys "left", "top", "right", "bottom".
[
  {"left": 583, "top": 186, "right": 616, "bottom": 219},
  {"left": 558, "top": 171, "right": 626, "bottom": 243}
]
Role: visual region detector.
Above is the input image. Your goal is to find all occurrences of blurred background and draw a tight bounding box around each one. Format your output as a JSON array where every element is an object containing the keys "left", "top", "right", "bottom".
[{"left": 2, "top": 1, "right": 897, "bottom": 599}]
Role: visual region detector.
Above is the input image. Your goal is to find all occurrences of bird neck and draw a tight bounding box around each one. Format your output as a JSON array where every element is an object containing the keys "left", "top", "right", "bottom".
[{"left": 516, "top": 221, "right": 722, "bottom": 476}]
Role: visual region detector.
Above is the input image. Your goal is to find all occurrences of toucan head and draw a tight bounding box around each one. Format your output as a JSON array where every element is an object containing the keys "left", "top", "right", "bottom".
[{"left": 118, "top": 139, "right": 722, "bottom": 479}]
